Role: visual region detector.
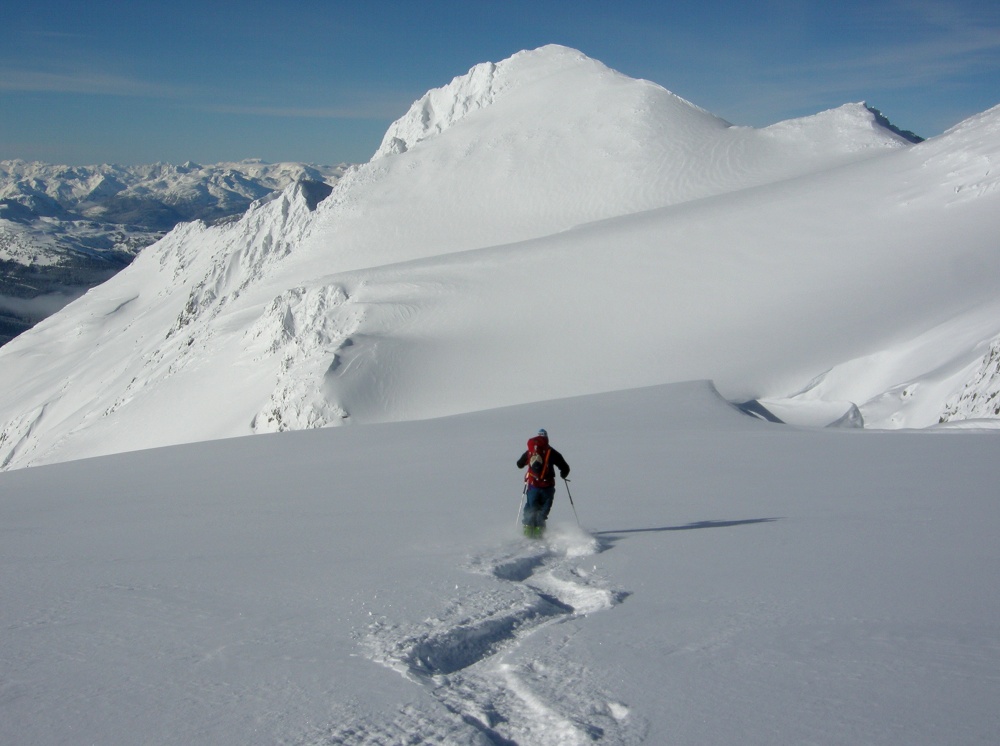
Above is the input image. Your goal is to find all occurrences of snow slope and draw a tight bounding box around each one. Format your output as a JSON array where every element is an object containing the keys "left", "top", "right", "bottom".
[
  {"left": 1, "top": 381, "right": 997, "bottom": 745},
  {"left": 6, "top": 45, "right": 991, "bottom": 470},
  {"left": 755, "top": 103, "right": 1000, "bottom": 428}
]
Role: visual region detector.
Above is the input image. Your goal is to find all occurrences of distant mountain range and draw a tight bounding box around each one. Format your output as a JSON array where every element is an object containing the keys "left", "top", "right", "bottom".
[{"left": 0, "top": 159, "right": 347, "bottom": 345}]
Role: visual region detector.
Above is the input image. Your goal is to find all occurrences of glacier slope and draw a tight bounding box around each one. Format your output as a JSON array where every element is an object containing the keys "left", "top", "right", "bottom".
[{"left": 0, "top": 46, "right": 997, "bottom": 469}]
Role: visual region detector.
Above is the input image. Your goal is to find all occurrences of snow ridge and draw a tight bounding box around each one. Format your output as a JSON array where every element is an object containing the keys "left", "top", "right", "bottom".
[
  {"left": 940, "top": 337, "right": 1000, "bottom": 422},
  {"left": 150, "top": 183, "right": 358, "bottom": 435},
  {"left": 375, "top": 61, "right": 501, "bottom": 158},
  {"left": 246, "top": 283, "right": 358, "bottom": 432},
  {"left": 374, "top": 45, "right": 593, "bottom": 159},
  {"left": 761, "top": 102, "right": 922, "bottom": 149},
  {"left": 0, "top": 182, "right": 337, "bottom": 468},
  {"left": 344, "top": 527, "right": 641, "bottom": 745}
]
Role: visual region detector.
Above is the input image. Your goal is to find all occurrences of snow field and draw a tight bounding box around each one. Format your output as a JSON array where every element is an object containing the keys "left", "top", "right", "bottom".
[{"left": 3, "top": 381, "right": 999, "bottom": 744}]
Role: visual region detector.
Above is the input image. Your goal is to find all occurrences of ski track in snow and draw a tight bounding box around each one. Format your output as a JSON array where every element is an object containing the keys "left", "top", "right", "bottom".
[{"left": 313, "top": 527, "right": 641, "bottom": 745}]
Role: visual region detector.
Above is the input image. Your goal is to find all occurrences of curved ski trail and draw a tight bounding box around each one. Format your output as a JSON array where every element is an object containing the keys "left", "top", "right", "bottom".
[{"left": 326, "top": 526, "right": 641, "bottom": 745}]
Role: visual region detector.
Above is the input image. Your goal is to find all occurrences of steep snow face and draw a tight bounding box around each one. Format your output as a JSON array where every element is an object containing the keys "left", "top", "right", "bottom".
[
  {"left": 941, "top": 338, "right": 1000, "bottom": 422},
  {"left": 0, "top": 183, "right": 327, "bottom": 468},
  {"left": 0, "top": 45, "right": 993, "bottom": 469}
]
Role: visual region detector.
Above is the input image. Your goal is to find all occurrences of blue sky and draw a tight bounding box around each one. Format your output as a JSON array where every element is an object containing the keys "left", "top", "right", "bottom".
[{"left": 2, "top": 1, "right": 998, "bottom": 166}]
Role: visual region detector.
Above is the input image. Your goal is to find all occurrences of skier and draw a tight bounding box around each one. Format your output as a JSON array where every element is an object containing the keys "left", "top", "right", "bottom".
[{"left": 516, "top": 429, "right": 570, "bottom": 538}]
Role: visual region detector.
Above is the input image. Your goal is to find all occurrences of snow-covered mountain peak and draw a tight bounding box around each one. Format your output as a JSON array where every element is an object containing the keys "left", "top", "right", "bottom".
[
  {"left": 374, "top": 45, "right": 723, "bottom": 160},
  {"left": 374, "top": 59, "right": 501, "bottom": 158},
  {"left": 2, "top": 47, "right": 998, "bottom": 469},
  {"left": 375, "top": 45, "right": 585, "bottom": 158},
  {"left": 759, "top": 102, "right": 920, "bottom": 151},
  {"left": 331, "top": 47, "right": 919, "bottom": 282}
]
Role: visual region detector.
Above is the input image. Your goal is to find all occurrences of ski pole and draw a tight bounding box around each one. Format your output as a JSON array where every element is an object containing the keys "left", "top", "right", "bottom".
[
  {"left": 516, "top": 481, "right": 528, "bottom": 527},
  {"left": 563, "top": 477, "right": 580, "bottom": 525}
]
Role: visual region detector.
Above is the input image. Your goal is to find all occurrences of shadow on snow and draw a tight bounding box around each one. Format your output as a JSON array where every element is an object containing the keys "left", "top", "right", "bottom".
[{"left": 595, "top": 518, "right": 780, "bottom": 539}]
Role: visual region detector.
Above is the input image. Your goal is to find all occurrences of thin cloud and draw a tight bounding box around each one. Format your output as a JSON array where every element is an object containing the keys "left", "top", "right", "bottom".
[
  {"left": 795, "top": 0, "right": 1000, "bottom": 91},
  {"left": 202, "top": 96, "right": 413, "bottom": 121},
  {"left": 714, "top": 10, "right": 1000, "bottom": 125},
  {"left": 809, "top": 32, "right": 1000, "bottom": 83},
  {"left": 0, "top": 68, "right": 192, "bottom": 98},
  {"left": 0, "top": 63, "right": 413, "bottom": 123}
]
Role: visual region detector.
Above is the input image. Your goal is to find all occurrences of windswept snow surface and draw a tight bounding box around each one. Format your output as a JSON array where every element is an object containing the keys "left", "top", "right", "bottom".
[
  {"left": 3, "top": 45, "right": 997, "bottom": 469},
  {"left": 2, "top": 382, "right": 998, "bottom": 745}
]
